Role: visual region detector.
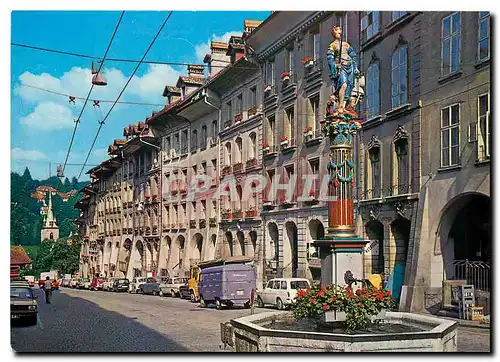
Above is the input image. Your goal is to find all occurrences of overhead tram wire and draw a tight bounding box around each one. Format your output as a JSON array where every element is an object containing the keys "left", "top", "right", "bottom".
[
  {"left": 61, "top": 11, "right": 125, "bottom": 178},
  {"left": 19, "top": 83, "right": 165, "bottom": 107},
  {"left": 77, "top": 11, "right": 174, "bottom": 181}
]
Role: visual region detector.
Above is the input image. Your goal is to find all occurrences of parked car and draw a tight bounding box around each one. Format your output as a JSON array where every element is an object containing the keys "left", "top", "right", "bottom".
[
  {"left": 70, "top": 278, "right": 78, "bottom": 288},
  {"left": 38, "top": 279, "right": 46, "bottom": 289},
  {"left": 78, "top": 278, "right": 91, "bottom": 289},
  {"left": 129, "top": 277, "right": 148, "bottom": 294},
  {"left": 198, "top": 264, "right": 256, "bottom": 309},
  {"left": 11, "top": 282, "right": 38, "bottom": 326},
  {"left": 91, "top": 277, "right": 106, "bottom": 291},
  {"left": 256, "top": 278, "right": 311, "bottom": 310},
  {"left": 112, "top": 278, "right": 130, "bottom": 292},
  {"left": 138, "top": 277, "right": 160, "bottom": 295},
  {"left": 62, "top": 279, "right": 71, "bottom": 287},
  {"left": 178, "top": 283, "right": 190, "bottom": 299},
  {"left": 159, "top": 277, "right": 188, "bottom": 297},
  {"left": 102, "top": 277, "right": 119, "bottom": 292}
]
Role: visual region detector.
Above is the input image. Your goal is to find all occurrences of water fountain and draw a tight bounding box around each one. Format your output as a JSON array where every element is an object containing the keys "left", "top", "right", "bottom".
[{"left": 220, "top": 24, "right": 457, "bottom": 353}]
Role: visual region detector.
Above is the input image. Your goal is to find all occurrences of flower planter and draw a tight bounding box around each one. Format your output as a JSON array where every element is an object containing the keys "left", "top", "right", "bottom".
[
  {"left": 209, "top": 217, "right": 217, "bottom": 227},
  {"left": 245, "top": 209, "right": 257, "bottom": 218},
  {"left": 248, "top": 106, "right": 257, "bottom": 117},
  {"left": 233, "top": 162, "right": 243, "bottom": 173},
  {"left": 222, "top": 166, "right": 233, "bottom": 176},
  {"left": 232, "top": 211, "right": 243, "bottom": 219},
  {"left": 264, "top": 85, "right": 272, "bottom": 93},
  {"left": 234, "top": 114, "right": 243, "bottom": 123},
  {"left": 246, "top": 158, "right": 257, "bottom": 168},
  {"left": 281, "top": 76, "right": 290, "bottom": 83},
  {"left": 262, "top": 147, "right": 270, "bottom": 154},
  {"left": 304, "top": 60, "right": 314, "bottom": 69}
]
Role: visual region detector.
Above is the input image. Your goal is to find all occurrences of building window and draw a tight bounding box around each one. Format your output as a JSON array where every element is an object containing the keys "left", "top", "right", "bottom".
[
  {"left": 191, "top": 129, "right": 198, "bottom": 152},
  {"left": 249, "top": 132, "right": 257, "bottom": 160},
  {"left": 181, "top": 130, "right": 188, "bottom": 154},
  {"left": 440, "top": 104, "right": 460, "bottom": 167},
  {"left": 266, "top": 60, "right": 275, "bottom": 86},
  {"left": 285, "top": 107, "right": 295, "bottom": 145},
  {"left": 211, "top": 120, "right": 217, "bottom": 147},
  {"left": 225, "top": 142, "right": 232, "bottom": 166},
  {"left": 361, "top": 11, "right": 380, "bottom": 43},
  {"left": 477, "top": 94, "right": 490, "bottom": 161},
  {"left": 309, "top": 158, "right": 320, "bottom": 198},
  {"left": 478, "top": 12, "right": 490, "bottom": 61},
  {"left": 235, "top": 137, "right": 243, "bottom": 164},
  {"left": 313, "top": 31, "right": 321, "bottom": 62},
  {"left": 307, "top": 95, "right": 320, "bottom": 136},
  {"left": 391, "top": 46, "right": 408, "bottom": 109},
  {"left": 201, "top": 125, "right": 207, "bottom": 149},
  {"left": 267, "top": 114, "right": 276, "bottom": 147},
  {"left": 250, "top": 86, "right": 257, "bottom": 108},
  {"left": 395, "top": 139, "right": 409, "bottom": 194},
  {"left": 391, "top": 11, "right": 407, "bottom": 22},
  {"left": 226, "top": 101, "right": 232, "bottom": 121},
  {"left": 442, "top": 12, "right": 461, "bottom": 76},
  {"left": 236, "top": 94, "right": 243, "bottom": 116},
  {"left": 174, "top": 133, "right": 180, "bottom": 154},
  {"left": 286, "top": 47, "right": 294, "bottom": 76},
  {"left": 369, "top": 148, "right": 381, "bottom": 198},
  {"left": 366, "top": 63, "right": 380, "bottom": 119}
]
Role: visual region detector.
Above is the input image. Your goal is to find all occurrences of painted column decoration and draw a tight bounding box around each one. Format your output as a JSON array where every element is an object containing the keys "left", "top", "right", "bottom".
[
  {"left": 316, "top": 24, "right": 367, "bottom": 287},
  {"left": 322, "top": 25, "right": 364, "bottom": 240}
]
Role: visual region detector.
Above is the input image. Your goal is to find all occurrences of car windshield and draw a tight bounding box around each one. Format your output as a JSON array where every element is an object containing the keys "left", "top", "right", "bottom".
[
  {"left": 174, "top": 278, "right": 187, "bottom": 283},
  {"left": 118, "top": 279, "right": 128, "bottom": 284},
  {"left": 290, "top": 281, "right": 310, "bottom": 290},
  {"left": 11, "top": 287, "right": 34, "bottom": 299}
]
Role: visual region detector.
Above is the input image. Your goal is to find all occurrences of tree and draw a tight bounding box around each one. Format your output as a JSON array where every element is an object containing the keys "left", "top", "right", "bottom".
[{"left": 30, "top": 239, "right": 82, "bottom": 277}]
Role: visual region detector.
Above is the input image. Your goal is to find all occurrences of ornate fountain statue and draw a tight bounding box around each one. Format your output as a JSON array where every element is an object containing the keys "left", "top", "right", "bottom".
[{"left": 316, "top": 25, "right": 367, "bottom": 288}]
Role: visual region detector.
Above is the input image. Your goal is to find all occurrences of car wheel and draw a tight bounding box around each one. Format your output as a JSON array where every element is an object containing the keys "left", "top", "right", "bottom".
[
  {"left": 215, "top": 299, "right": 222, "bottom": 310},
  {"left": 256, "top": 296, "right": 264, "bottom": 308},
  {"left": 276, "top": 298, "right": 284, "bottom": 310},
  {"left": 171, "top": 290, "right": 176, "bottom": 298},
  {"left": 199, "top": 295, "right": 206, "bottom": 308},
  {"left": 159, "top": 290, "right": 164, "bottom": 297},
  {"left": 190, "top": 291, "right": 195, "bottom": 303},
  {"left": 27, "top": 314, "right": 37, "bottom": 326}
]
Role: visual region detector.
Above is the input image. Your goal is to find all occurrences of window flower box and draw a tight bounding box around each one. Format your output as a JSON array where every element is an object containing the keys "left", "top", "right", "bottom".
[
  {"left": 246, "top": 158, "right": 257, "bottom": 168},
  {"left": 303, "top": 126, "right": 314, "bottom": 140},
  {"left": 248, "top": 106, "right": 257, "bottom": 117},
  {"left": 245, "top": 208, "right": 257, "bottom": 218},
  {"left": 301, "top": 56, "right": 314, "bottom": 69},
  {"left": 232, "top": 209, "right": 243, "bottom": 219},
  {"left": 152, "top": 194, "right": 158, "bottom": 201},
  {"left": 199, "top": 219, "right": 206, "bottom": 229},
  {"left": 280, "top": 71, "right": 290, "bottom": 83},
  {"left": 262, "top": 141, "right": 270, "bottom": 153},
  {"left": 152, "top": 226, "right": 158, "bottom": 234},
  {"left": 233, "top": 162, "right": 243, "bottom": 173},
  {"left": 224, "top": 120, "right": 232, "bottom": 129},
  {"left": 128, "top": 228, "right": 133, "bottom": 234},
  {"left": 234, "top": 113, "right": 243, "bottom": 123},
  {"left": 263, "top": 200, "right": 276, "bottom": 210},
  {"left": 189, "top": 220, "right": 197, "bottom": 229},
  {"left": 209, "top": 217, "right": 217, "bottom": 227},
  {"left": 264, "top": 84, "right": 272, "bottom": 93},
  {"left": 279, "top": 137, "right": 289, "bottom": 148},
  {"left": 221, "top": 209, "right": 232, "bottom": 220},
  {"left": 222, "top": 165, "right": 233, "bottom": 176}
]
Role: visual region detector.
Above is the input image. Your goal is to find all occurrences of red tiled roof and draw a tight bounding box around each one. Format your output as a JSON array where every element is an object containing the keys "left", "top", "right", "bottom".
[
  {"left": 11, "top": 246, "right": 32, "bottom": 266},
  {"left": 179, "top": 76, "right": 206, "bottom": 85},
  {"left": 211, "top": 41, "right": 229, "bottom": 50}
]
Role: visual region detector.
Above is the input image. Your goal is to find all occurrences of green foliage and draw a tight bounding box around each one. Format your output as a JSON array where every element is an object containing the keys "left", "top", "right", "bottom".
[
  {"left": 30, "top": 239, "right": 82, "bottom": 277},
  {"left": 10, "top": 168, "right": 88, "bottom": 245},
  {"left": 291, "top": 285, "right": 395, "bottom": 333}
]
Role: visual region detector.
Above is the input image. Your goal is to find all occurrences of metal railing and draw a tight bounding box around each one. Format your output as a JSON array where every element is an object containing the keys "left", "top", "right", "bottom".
[{"left": 451, "top": 259, "right": 490, "bottom": 292}]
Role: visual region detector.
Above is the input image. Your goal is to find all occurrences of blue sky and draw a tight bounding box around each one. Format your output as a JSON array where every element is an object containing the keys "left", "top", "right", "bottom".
[{"left": 11, "top": 10, "right": 270, "bottom": 181}]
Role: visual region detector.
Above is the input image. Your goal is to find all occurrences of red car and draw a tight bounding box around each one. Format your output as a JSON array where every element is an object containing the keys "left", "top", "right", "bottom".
[{"left": 91, "top": 278, "right": 105, "bottom": 291}]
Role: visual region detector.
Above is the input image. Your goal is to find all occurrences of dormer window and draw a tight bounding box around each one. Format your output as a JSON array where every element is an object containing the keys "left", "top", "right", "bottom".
[{"left": 181, "top": 86, "right": 186, "bottom": 98}]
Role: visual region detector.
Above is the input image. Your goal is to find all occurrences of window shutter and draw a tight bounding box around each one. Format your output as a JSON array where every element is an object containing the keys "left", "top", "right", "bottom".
[{"left": 486, "top": 111, "right": 490, "bottom": 157}]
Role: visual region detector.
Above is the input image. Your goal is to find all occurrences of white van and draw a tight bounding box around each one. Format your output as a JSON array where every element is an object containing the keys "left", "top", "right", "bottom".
[
  {"left": 256, "top": 278, "right": 311, "bottom": 310},
  {"left": 129, "top": 277, "right": 148, "bottom": 294}
]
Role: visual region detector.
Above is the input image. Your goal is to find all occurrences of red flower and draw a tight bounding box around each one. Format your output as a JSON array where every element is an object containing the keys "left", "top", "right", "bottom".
[
  {"left": 358, "top": 302, "right": 364, "bottom": 308},
  {"left": 349, "top": 291, "right": 354, "bottom": 297},
  {"left": 386, "top": 290, "right": 391, "bottom": 296},
  {"left": 356, "top": 289, "right": 361, "bottom": 295},
  {"left": 310, "top": 298, "right": 317, "bottom": 304},
  {"left": 317, "top": 290, "right": 324, "bottom": 297},
  {"left": 330, "top": 297, "right": 336, "bottom": 303},
  {"left": 322, "top": 304, "right": 330, "bottom": 311}
]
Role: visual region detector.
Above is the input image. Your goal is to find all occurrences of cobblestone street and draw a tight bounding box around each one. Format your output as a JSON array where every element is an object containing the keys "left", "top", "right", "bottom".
[{"left": 11, "top": 288, "right": 490, "bottom": 352}]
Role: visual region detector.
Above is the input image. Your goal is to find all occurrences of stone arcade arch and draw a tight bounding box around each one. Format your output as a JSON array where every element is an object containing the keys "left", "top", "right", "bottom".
[
  {"left": 437, "top": 193, "right": 491, "bottom": 290},
  {"left": 249, "top": 230, "right": 257, "bottom": 259},
  {"left": 225, "top": 231, "right": 234, "bottom": 257},
  {"left": 307, "top": 219, "right": 324, "bottom": 281},
  {"left": 365, "top": 219, "right": 385, "bottom": 274},
  {"left": 191, "top": 233, "right": 203, "bottom": 265},
  {"left": 236, "top": 231, "right": 245, "bottom": 256},
  {"left": 267, "top": 222, "right": 279, "bottom": 264},
  {"left": 284, "top": 221, "right": 298, "bottom": 278}
]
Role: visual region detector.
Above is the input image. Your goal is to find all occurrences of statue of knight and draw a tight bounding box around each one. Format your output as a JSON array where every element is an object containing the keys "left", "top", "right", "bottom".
[{"left": 326, "top": 25, "right": 365, "bottom": 117}]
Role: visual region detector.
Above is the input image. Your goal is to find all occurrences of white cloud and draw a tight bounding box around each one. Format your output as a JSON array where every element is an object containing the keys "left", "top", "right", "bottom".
[
  {"left": 195, "top": 30, "right": 241, "bottom": 62},
  {"left": 20, "top": 101, "right": 75, "bottom": 131},
  {"left": 11, "top": 147, "right": 47, "bottom": 160}
]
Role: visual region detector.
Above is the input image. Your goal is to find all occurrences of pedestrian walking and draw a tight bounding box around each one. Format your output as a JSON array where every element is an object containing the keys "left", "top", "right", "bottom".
[{"left": 43, "top": 276, "right": 52, "bottom": 304}]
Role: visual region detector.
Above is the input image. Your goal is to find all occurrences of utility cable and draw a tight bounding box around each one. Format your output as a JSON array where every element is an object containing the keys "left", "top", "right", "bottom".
[
  {"left": 77, "top": 11, "right": 174, "bottom": 181},
  {"left": 61, "top": 11, "right": 125, "bottom": 178},
  {"left": 18, "top": 83, "right": 165, "bottom": 107}
]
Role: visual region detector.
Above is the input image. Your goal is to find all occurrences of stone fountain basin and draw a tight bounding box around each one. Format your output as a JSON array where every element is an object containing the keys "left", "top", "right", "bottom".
[{"left": 222, "top": 311, "right": 457, "bottom": 352}]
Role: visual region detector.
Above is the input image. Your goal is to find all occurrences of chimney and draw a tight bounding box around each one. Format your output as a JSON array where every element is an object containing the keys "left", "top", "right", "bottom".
[
  {"left": 187, "top": 64, "right": 205, "bottom": 78},
  {"left": 226, "top": 35, "right": 245, "bottom": 65},
  {"left": 204, "top": 42, "right": 230, "bottom": 77},
  {"left": 243, "top": 19, "right": 262, "bottom": 34}
]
